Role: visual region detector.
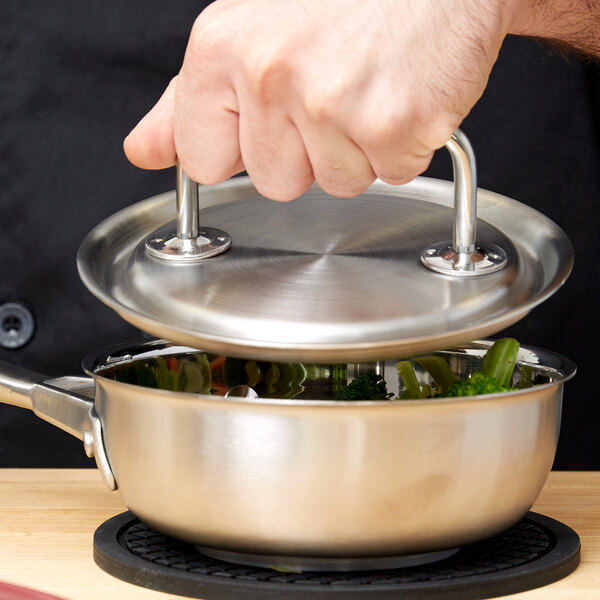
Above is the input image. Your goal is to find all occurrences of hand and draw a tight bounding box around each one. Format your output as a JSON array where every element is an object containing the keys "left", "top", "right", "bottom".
[{"left": 124, "top": 0, "right": 520, "bottom": 201}]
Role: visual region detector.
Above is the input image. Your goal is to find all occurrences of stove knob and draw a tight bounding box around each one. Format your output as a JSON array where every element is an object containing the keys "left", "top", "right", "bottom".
[{"left": 0, "top": 302, "right": 35, "bottom": 349}]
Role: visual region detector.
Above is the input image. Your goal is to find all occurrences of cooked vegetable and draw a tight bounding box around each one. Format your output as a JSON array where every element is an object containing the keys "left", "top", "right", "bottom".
[
  {"left": 442, "top": 370, "right": 517, "bottom": 397},
  {"left": 223, "top": 358, "right": 307, "bottom": 398},
  {"left": 397, "top": 338, "right": 520, "bottom": 399},
  {"left": 151, "top": 355, "right": 212, "bottom": 393},
  {"left": 396, "top": 361, "right": 430, "bottom": 399},
  {"left": 104, "top": 354, "right": 212, "bottom": 393},
  {"left": 480, "top": 337, "right": 520, "bottom": 388},
  {"left": 335, "top": 373, "right": 393, "bottom": 401},
  {"left": 518, "top": 365, "right": 534, "bottom": 389},
  {"left": 442, "top": 338, "right": 519, "bottom": 397},
  {"left": 413, "top": 355, "right": 457, "bottom": 390},
  {"left": 104, "top": 338, "right": 530, "bottom": 401}
]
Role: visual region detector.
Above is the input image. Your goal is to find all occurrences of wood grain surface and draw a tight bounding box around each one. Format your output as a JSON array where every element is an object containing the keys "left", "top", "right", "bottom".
[{"left": 0, "top": 470, "right": 598, "bottom": 599}]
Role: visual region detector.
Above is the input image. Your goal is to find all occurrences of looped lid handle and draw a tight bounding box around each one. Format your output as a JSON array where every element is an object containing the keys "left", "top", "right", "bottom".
[
  {"left": 145, "top": 130, "right": 507, "bottom": 275},
  {"left": 145, "top": 163, "right": 232, "bottom": 261},
  {"left": 420, "top": 130, "right": 507, "bottom": 275}
]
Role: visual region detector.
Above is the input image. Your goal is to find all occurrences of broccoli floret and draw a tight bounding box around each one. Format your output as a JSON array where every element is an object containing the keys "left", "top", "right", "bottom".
[
  {"left": 442, "top": 371, "right": 517, "bottom": 396},
  {"left": 339, "top": 338, "right": 523, "bottom": 402},
  {"left": 438, "top": 338, "right": 520, "bottom": 397},
  {"left": 397, "top": 338, "right": 521, "bottom": 399},
  {"left": 336, "top": 373, "right": 393, "bottom": 400}
]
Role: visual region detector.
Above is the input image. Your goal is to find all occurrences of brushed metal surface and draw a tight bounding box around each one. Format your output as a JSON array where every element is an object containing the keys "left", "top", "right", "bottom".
[
  {"left": 77, "top": 177, "right": 573, "bottom": 362},
  {"left": 84, "top": 340, "right": 575, "bottom": 558},
  {"left": 0, "top": 339, "right": 576, "bottom": 558}
]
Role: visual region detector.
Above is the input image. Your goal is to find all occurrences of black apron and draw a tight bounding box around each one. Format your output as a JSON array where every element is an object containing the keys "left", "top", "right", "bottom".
[{"left": 1, "top": 3, "right": 598, "bottom": 467}]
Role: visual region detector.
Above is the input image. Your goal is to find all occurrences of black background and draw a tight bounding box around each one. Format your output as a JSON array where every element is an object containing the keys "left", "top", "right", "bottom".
[{"left": 0, "top": 2, "right": 598, "bottom": 468}]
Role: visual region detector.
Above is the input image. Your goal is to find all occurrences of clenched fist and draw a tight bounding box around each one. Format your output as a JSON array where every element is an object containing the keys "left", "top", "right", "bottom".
[{"left": 123, "top": 0, "right": 594, "bottom": 201}]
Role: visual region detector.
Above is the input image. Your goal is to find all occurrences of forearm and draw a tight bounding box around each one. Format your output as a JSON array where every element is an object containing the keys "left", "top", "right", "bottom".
[{"left": 508, "top": 0, "right": 600, "bottom": 57}]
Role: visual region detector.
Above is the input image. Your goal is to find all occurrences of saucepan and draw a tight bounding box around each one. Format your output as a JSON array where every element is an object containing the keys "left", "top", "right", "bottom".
[{"left": 0, "top": 338, "right": 575, "bottom": 570}]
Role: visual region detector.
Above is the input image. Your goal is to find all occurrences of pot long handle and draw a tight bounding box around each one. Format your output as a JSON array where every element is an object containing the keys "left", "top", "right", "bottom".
[
  {"left": 0, "top": 360, "right": 117, "bottom": 490},
  {"left": 0, "top": 361, "right": 47, "bottom": 408}
]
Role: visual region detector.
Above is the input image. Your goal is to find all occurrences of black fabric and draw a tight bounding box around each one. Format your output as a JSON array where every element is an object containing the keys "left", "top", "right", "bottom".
[
  {"left": 0, "top": 1, "right": 208, "bottom": 466},
  {"left": 425, "top": 36, "right": 600, "bottom": 470},
  {"left": 0, "top": 5, "right": 598, "bottom": 467}
]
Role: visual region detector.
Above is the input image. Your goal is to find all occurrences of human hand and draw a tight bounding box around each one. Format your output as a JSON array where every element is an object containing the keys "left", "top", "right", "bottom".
[{"left": 124, "top": 0, "right": 520, "bottom": 201}]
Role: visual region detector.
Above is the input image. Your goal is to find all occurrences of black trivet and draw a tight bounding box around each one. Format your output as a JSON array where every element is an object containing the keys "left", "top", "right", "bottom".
[{"left": 93, "top": 512, "right": 580, "bottom": 600}]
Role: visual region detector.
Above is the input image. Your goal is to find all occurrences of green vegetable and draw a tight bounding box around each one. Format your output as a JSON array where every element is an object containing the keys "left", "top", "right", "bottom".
[
  {"left": 413, "top": 355, "right": 458, "bottom": 391},
  {"left": 518, "top": 365, "right": 534, "bottom": 389},
  {"left": 480, "top": 337, "right": 520, "bottom": 388},
  {"left": 396, "top": 361, "right": 429, "bottom": 399},
  {"left": 277, "top": 362, "right": 307, "bottom": 398},
  {"left": 223, "top": 358, "right": 307, "bottom": 398},
  {"left": 149, "top": 358, "right": 179, "bottom": 391},
  {"left": 393, "top": 337, "right": 522, "bottom": 399},
  {"left": 107, "top": 360, "right": 157, "bottom": 388},
  {"left": 223, "top": 358, "right": 262, "bottom": 388},
  {"left": 105, "top": 338, "right": 528, "bottom": 402},
  {"left": 442, "top": 371, "right": 517, "bottom": 397},
  {"left": 180, "top": 355, "right": 212, "bottom": 394},
  {"left": 335, "top": 373, "right": 393, "bottom": 401},
  {"left": 148, "top": 355, "right": 212, "bottom": 393},
  {"left": 245, "top": 361, "right": 262, "bottom": 388},
  {"left": 442, "top": 338, "right": 519, "bottom": 397},
  {"left": 263, "top": 363, "right": 280, "bottom": 396}
]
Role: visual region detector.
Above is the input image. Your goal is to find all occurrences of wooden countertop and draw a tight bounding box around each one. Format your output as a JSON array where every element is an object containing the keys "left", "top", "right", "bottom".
[{"left": 0, "top": 469, "right": 598, "bottom": 599}]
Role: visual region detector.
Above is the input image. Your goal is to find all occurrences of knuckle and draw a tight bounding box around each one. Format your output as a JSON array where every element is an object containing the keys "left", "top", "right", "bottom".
[
  {"left": 367, "top": 112, "right": 405, "bottom": 145},
  {"left": 359, "top": 101, "right": 463, "bottom": 155},
  {"left": 244, "top": 147, "right": 315, "bottom": 201},
  {"left": 317, "top": 177, "right": 373, "bottom": 199},
  {"left": 371, "top": 145, "right": 434, "bottom": 185},
  {"left": 374, "top": 155, "right": 433, "bottom": 186},
  {"left": 302, "top": 86, "right": 344, "bottom": 124},
  {"left": 179, "top": 157, "right": 226, "bottom": 187},
  {"left": 419, "top": 112, "right": 464, "bottom": 151},
  {"left": 376, "top": 172, "right": 417, "bottom": 186},
  {"left": 356, "top": 110, "right": 418, "bottom": 153},
  {"left": 253, "top": 178, "right": 313, "bottom": 202},
  {"left": 376, "top": 172, "right": 413, "bottom": 186},
  {"left": 243, "top": 50, "right": 293, "bottom": 103},
  {"left": 188, "top": 9, "right": 231, "bottom": 61}
]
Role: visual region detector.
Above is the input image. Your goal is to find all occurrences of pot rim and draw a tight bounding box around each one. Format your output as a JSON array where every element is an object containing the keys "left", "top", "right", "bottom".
[{"left": 82, "top": 338, "right": 577, "bottom": 408}]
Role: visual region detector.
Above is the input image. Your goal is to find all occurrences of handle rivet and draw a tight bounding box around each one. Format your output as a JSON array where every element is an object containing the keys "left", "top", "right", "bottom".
[{"left": 83, "top": 430, "right": 95, "bottom": 458}]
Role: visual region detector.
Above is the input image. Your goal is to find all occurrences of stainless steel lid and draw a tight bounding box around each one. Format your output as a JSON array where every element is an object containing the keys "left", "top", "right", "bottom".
[{"left": 78, "top": 130, "right": 573, "bottom": 362}]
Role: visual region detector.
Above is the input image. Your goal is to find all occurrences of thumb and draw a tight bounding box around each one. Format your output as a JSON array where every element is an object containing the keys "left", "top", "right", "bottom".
[{"left": 124, "top": 77, "right": 177, "bottom": 170}]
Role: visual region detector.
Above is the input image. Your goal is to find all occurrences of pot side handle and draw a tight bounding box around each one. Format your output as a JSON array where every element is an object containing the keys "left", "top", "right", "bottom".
[{"left": 0, "top": 360, "right": 117, "bottom": 491}]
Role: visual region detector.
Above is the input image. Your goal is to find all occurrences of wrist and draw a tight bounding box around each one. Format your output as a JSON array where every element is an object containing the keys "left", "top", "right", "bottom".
[
  {"left": 503, "top": 0, "right": 546, "bottom": 37},
  {"left": 504, "top": 0, "right": 600, "bottom": 56}
]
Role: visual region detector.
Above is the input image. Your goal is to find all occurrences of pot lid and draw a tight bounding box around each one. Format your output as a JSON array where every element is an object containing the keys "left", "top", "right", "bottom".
[{"left": 78, "top": 131, "right": 573, "bottom": 362}]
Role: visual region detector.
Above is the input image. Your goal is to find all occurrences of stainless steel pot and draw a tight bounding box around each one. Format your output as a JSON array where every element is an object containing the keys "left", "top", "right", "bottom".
[{"left": 0, "top": 340, "right": 575, "bottom": 570}]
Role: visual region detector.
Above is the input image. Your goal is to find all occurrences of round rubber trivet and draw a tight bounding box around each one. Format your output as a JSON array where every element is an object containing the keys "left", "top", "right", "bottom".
[{"left": 93, "top": 511, "right": 580, "bottom": 600}]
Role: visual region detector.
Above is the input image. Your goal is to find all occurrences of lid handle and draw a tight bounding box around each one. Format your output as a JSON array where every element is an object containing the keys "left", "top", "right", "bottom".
[
  {"left": 176, "top": 162, "right": 199, "bottom": 239},
  {"left": 420, "top": 129, "right": 507, "bottom": 276},
  {"left": 145, "top": 164, "right": 232, "bottom": 261}
]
